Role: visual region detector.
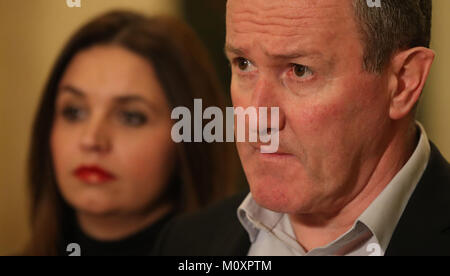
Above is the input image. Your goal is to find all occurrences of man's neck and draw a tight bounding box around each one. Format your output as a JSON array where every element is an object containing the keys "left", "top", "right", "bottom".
[{"left": 289, "top": 121, "right": 418, "bottom": 252}]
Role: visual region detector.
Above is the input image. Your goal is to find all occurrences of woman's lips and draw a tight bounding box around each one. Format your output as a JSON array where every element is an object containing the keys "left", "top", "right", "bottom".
[{"left": 73, "top": 165, "right": 117, "bottom": 184}]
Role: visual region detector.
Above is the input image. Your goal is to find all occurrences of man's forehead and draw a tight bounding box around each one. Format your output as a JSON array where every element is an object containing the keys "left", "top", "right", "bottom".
[
  {"left": 226, "top": 0, "right": 357, "bottom": 57},
  {"left": 226, "top": 0, "right": 353, "bottom": 37},
  {"left": 226, "top": 0, "right": 352, "bottom": 21}
]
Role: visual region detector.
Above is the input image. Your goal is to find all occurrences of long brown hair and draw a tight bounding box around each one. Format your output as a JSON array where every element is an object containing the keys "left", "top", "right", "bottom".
[{"left": 25, "top": 10, "right": 238, "bottom": 255}]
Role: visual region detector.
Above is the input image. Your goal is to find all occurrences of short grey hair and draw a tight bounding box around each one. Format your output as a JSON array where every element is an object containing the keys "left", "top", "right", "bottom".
[{"left": 353, "top": 0, "right": 432, "bottom": 73}]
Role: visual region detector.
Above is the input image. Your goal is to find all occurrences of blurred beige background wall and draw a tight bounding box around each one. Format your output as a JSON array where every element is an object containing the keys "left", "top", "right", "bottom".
[
  {"left": 418, "top": 0, "right": 450, "bottom": 159},
  {"left": 0, "top": 0, "right": 449, "bottom": 256},
  {"left": 0, "top": 0, "right": 180, "bottom": 255}
]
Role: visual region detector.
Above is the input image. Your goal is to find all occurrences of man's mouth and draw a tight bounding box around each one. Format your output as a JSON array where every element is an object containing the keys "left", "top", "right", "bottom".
[{"left": 248, "top": 142, "right": 295, "bottom": 159}]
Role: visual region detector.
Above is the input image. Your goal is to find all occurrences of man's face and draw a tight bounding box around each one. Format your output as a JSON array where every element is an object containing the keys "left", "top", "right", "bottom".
[{"left": 226, "top": 0, "right": 394, "bottom": 215}]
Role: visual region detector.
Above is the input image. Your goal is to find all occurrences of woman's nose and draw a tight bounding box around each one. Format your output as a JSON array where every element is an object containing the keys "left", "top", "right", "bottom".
[{"left": 79, "top": 116, "right": 111, "bottom": 154}]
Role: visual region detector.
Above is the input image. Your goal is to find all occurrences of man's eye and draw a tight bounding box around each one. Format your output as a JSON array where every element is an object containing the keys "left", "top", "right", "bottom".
[
  {"left": 292, "top": 64, "right": 313, "bottom": 78},
  {"left": 61, "top": 106, "right": 86, "bottom": 122},
  {"left": 119, "top": 111, "right": 148, "bottom": 127},
  {"left": 234, "top": 57, "right": 255, "bottom": 72}
]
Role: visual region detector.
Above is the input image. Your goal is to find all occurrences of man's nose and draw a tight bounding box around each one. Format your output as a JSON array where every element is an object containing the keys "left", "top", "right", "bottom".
[
  {"left": 79, "top": 116, "right": 111, "bottom": 154},
  {"left": 251, "top": 77, "right": 286, "bottom": 132}
]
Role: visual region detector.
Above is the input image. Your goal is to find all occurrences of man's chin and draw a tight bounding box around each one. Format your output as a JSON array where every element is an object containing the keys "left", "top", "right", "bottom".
[
  {"left": 250, "top": 181, "right": 292, "bottom": 212},
  {"left": 249, "top": 177, "right": 318, "bottom": 214}
]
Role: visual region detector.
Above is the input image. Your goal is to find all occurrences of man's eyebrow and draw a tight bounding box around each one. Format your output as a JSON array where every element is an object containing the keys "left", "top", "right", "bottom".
[
  {"left": 267, "top": 51, "right": 319, "bottom": 59},
  {"left": 224, "top": 44, "right": 322, "bottom": 60},
  {"left": 224, "top": 44, "right": 246, "bottom": 57}
]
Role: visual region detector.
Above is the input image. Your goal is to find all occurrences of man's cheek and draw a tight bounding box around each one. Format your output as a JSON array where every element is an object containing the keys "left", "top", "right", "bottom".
[{"left": 289, "top": 102, "right": 344, "bottom": 134}]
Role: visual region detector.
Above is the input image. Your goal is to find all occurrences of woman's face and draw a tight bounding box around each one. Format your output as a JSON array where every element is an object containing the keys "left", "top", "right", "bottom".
[{"left": 51, "top": 45, "right": 176, "bottom": 217}]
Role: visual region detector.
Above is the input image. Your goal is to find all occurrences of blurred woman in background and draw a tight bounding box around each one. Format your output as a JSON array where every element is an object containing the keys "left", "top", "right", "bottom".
[{"left": 24, "top": 10, "right": 238, "bottom": 256}]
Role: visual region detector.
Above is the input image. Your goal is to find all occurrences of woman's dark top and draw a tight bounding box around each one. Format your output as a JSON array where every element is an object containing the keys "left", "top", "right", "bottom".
[{"left": 60, "top": 212, "right": 174, "bottom": 256}]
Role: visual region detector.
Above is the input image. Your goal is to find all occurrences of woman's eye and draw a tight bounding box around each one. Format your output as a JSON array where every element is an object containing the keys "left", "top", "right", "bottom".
[
  {"left": 292, "top": 64, "right": 313, "bottom": 79},
  {"left": 61, "top": 106, "right": 86, "bottom": 122},
  {"left": 234, "top": 57, "right": 255, "bottom": 72},
  {"left": 119, "top": 111, "right": 148, "bottom": 127}
]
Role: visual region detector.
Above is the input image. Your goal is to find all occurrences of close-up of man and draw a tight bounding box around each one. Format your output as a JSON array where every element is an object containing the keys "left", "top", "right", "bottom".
[{"left": 154, "top": 0, "right": 450, "bottom": 256}]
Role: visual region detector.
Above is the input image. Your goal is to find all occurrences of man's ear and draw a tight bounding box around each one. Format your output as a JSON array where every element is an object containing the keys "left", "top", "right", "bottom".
[{"left": 388, "top": 47, "right": 435, "bottom": 120}]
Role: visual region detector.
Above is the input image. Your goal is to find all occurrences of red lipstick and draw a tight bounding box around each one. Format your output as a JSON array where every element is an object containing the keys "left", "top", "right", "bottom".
[{"left": 74, "top": 165, "right": 116, "bottom": 184}]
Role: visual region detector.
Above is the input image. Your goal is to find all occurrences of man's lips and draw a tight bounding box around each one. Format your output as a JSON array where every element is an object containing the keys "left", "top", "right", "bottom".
[
  {"left": 73, "top": 165, "right": 117, "bottom": 183},
  {"left": 248, "top": 142, "right": 296, "bottom": 159},
  {"left": 258, "top": 152, "right": 295, "bottom": 161},
  {"left": 248, "top": 141, "right": 288, "bottom": 154}
]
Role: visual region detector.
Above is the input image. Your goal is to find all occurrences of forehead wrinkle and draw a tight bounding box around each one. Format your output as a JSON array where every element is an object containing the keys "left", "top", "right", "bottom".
[
  {"left": 228, "top": 0, "right": 345, "bottom": 15},
  {"left": 227, "top": 0, "right": 351, "bottom": 37},
  {"left": 229, "top": 12, "right": 331, "bottom": 37}
]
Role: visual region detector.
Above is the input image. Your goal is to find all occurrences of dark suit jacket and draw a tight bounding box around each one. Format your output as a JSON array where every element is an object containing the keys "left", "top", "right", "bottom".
[{"left": 154, "top": 143, "right": 450, "bottom": 256}]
